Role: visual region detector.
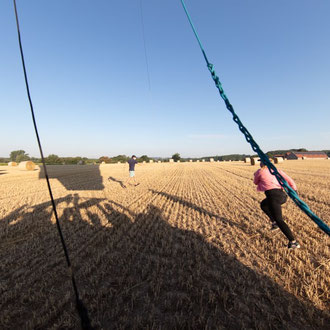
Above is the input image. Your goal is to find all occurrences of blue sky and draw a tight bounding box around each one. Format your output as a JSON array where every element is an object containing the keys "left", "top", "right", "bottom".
[{"left": 1, "top": 0, "right": 329, "bottom": 158}]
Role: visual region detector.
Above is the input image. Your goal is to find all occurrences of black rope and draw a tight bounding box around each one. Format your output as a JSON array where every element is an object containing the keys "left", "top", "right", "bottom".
[
  {"left": 139, "top": 0, "right": 151, "bottom": 91},
  {"left": 12, "top": 1, "right": 92, "bottom": 328}
]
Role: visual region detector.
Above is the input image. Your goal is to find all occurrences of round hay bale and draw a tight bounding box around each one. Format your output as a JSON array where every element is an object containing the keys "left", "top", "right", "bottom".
[
  {"left": 251, "top": 157, "right": 260, "bottom": 166},
  {"left": 274, "top": 157, "right": 283, "bottom": 164},
  {"left": 8, "top": 161, "right": 18, "bottom": 167},
  {"left": 18, "top": 161, "right": 36, "bottom": 171}
]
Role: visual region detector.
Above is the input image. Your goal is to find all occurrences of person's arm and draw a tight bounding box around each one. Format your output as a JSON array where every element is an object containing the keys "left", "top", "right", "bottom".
[
  {"left": 253, "top": 170, "right": 260, "bottom": 185},
  {"left": 279, "top": 170, "right": 297, "bottom": 191}
]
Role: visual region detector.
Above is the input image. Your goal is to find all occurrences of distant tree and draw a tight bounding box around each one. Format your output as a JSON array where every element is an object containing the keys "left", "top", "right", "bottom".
[
  {"left": 139, "top": 155, "right": 149, "bottom": 162},
  {"left": 10, "top": 150, "right": 30, "bottom": 162},
  {"left": 99, "top": 156, "right": 111, "bottom": 163},
  {"left": 61, "top": 157, "right": 83, "bottom": 165},
  {"left": 30, "top": 157, "right": 41, "bottom": 163},
  {"left": 172, "top": 153, "right": 181, "bottom": 162},
  {"left": 45, "top": 154, "right": 62, "bottom": 165},
  {"left": 0, "top": 157, "right": 10, "bottom": 163},
  {"left": 112, "top": 155, "right": 129, "bottom": 163}
]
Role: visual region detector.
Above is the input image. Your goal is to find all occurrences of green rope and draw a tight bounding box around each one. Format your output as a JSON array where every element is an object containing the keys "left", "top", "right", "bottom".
[{"left": 179, "top": 0, "right": 330, "bottom": 236}]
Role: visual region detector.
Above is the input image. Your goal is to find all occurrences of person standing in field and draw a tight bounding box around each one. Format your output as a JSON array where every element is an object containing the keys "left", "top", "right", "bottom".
[
  {"left": 127, "top": 155, "right": 139, "bottom": 186},
  {"left": 254, "top": 161, "right": 300, "bottom": 249}
]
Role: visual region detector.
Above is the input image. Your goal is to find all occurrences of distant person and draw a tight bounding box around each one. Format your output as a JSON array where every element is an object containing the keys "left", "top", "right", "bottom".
[
  {"left": 127, "top": 155, "right": 139, "bottom": 186},
  {"left": 254, "top": 161, "right": 300, "bottom": 249}
]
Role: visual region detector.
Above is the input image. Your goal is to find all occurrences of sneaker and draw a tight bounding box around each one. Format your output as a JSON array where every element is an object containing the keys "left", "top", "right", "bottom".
[
  {"left": 288, "top": 241, "right": 301, "bottom": 249},
  {"left": 270, "top": 222, "right": 279, "bottom": 231}
]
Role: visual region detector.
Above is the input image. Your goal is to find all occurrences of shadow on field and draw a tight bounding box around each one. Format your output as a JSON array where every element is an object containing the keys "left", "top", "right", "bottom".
[
  {"left": 149, "top": 189, "right": 248, "bottom": 231},
  {"left": 1, "top": 195, "right": 328, "bottom": 329},
  {"left": 108, "top": 176, "right": 126, "bottom": 188},
  {"left": 39, "top": 165, "right": 104, "bottom": 190}
]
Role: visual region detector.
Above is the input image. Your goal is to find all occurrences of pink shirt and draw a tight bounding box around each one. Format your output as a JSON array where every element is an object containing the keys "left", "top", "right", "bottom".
[{"left": 254, "top": 168, "right": 297, "bottom": 192}]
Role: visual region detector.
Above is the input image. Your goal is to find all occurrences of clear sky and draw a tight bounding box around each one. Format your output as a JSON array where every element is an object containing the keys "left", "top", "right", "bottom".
[{"left": 1, "top": 0, "right": 329, "bottom": 158}]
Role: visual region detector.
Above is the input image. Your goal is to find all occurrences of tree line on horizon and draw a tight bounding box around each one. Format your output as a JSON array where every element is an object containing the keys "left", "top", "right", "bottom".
[{"left": 1, "top": 148, "right": 329, "bottom": 165}]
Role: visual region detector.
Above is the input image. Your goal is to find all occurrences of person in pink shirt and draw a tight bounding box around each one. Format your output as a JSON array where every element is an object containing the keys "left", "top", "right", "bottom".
[{"left": 254, "top": 161, "right": 300, "bottom": 249}]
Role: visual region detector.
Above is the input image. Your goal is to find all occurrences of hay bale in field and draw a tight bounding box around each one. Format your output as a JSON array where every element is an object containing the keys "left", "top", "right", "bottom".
[
  {"left": 244, "top": 157, "right": 250, "bottom": 163},
  {"left": 8, "top": 161, "right": 18, "bottom": 167},
  {"left": 189, "top": 159, "right": 193, "bottom": 162},
  {"left": 251, "top": 157, "right": 260, "bottom": 166},
  {"left": 101, "top": 161, "right": 106, "bottom": 164},
  {"left": 196, "top": 160, "right": 200, "bottom": 162},
  {"left": 202, "top": 159, "right": 205, "bottom": 162},
  {"left": 149, "top": 160, "right": 154, "bottom": 163},
  {"left": 274, "top": 157, "right": 283, "bottom": 164},
  {"left": 142, "top": 161, "right": 146, "bottom": 164},
  {"left": 18, "top": 161, "right": 36, "bottom": 171},
  {"left": 169, "top": 159, "right": 174, "bottom": 163},
  {"left": 210, "top": 158, "right": 214, "bottom": 162},
  {"left": 158, "top": 160, "right": 161, "bottom": 163}
]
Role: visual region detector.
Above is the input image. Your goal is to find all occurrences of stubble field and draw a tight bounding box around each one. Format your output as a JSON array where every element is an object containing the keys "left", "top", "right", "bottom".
[{"left": 0, "top": 160, "right": 329, "bottom": 329}]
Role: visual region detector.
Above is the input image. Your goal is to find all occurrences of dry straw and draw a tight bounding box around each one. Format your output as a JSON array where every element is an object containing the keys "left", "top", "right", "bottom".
[
  {"left": 8, "top": 161, "right": 18, "bottom": 167},
  {"left": 18, "top": 161, "right": 35, "bottom": 171}
]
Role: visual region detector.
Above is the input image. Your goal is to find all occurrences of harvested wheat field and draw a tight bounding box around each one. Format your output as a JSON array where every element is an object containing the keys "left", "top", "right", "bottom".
[{"left": 0, "top": 160, "right": 329, "bottom": 329}]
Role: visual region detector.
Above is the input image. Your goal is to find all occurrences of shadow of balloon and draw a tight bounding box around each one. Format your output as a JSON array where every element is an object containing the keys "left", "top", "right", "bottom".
[
  {"left": 39, "top": 164, "right": 104, "bottom": 190},
  {"left": 0, "top": 195, "right": 328, "bottom": 329}
]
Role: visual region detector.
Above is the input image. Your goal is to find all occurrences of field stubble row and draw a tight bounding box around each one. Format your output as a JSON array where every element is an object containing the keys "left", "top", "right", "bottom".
[{"left": 0, "top": 161, "right": 329, "bottom": 329}]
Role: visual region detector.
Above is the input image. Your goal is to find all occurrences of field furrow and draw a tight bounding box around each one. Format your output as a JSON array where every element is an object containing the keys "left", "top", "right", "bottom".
[{"left": 0, "top": 161, "right": 329, "bottom": 329}]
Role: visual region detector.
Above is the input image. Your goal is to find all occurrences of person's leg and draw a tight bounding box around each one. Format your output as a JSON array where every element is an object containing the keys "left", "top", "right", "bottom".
[
  {"left": 126, "top": 171, "right": 133, "bottom": 185},
  {"left": 260, "top": 198, "right": 279, "bottom": 230},
  {"left": 266, "top": 190, "right": 296, "bottom": 242},
  {"left": 260, "top": 198, "right": 275, "bottom": 222},
  {"left": 130, "top": 171, "right": 139, "bottom": 186}
]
